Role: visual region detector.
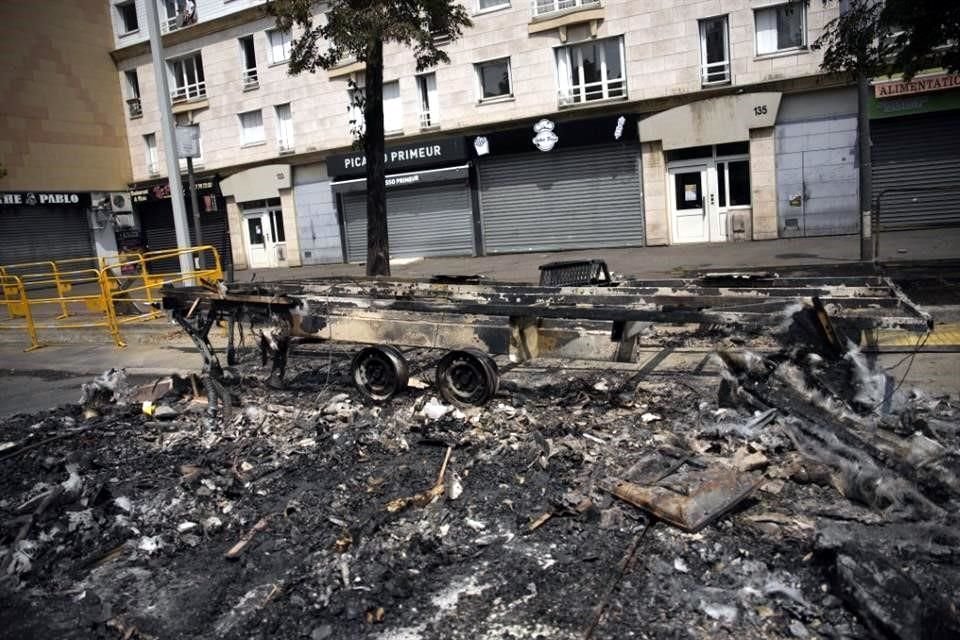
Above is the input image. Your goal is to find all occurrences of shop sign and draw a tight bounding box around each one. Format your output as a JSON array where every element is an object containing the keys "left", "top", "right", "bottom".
[
  {"left": 130, "top": 179, "right": 217, "bottom": 203},
  {"left": 0, "top": 192, "right": 91, "bottom": 207},
  {"left": 326, "top": 137, "right": 467, "bottom": 176},
  {"left": 331, "top": 165, "right": 469, "bottom": 193},
  {"left": 874, "top": 73, "right": 960, "bottom": 98},
  {"left": 532, "top": 119, "right": 558, "bottom": 152}
]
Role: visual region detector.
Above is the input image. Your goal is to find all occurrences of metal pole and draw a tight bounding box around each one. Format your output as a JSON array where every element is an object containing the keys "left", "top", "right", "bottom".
[
  {"left": 186, "top": 156, "right": 205, "bottom": 269},
  {"left": 857, "top": 72, "right": 874, "bottom": 263},
  {"left": 144, "top": 0, "right": 195, "bottom": 282}
]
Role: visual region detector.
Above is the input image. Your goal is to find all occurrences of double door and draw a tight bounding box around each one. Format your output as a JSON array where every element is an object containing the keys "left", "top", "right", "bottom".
[
  {"left": 669, "top": 161, "right": 731, "bottom": 244},
  {"left": 243, "top": 204, "right": 286, "bottom": 269}
]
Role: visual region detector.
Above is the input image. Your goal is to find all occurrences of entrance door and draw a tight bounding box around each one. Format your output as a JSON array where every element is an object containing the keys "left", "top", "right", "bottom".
[
  {"left": 242, "top": 203, "right": 286, "bottom": 268},
  {"left": 669, "top": 166, "right": 708, "bottom": 243}
]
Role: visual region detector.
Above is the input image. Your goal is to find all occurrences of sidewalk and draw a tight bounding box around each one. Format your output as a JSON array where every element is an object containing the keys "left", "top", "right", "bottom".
[{"left": 245, "top": 228, "right": 960, "bottom": 283}]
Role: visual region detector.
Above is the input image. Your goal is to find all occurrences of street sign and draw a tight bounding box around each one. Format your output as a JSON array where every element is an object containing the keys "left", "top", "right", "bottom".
[{"left": 175, "top": 124, "right": 201, "bottom": 158}]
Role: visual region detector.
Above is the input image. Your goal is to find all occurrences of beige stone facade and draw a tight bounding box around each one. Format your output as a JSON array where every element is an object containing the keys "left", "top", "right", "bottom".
[{"left": 0, "top": 1, "right": 131, "bottom": 191}]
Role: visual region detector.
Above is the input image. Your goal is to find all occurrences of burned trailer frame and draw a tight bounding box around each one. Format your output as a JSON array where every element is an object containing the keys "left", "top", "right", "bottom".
[{"left": 160, "top": 272, "right": 932, "bottom": 407}]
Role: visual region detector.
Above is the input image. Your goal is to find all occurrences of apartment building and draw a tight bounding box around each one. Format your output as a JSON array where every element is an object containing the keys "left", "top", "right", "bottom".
[
  {"left": 0, "top": 1, "right": 133, "bottom": 266},
  {"left": 107, "top": 0, "right": 872, "bottom": 270}
]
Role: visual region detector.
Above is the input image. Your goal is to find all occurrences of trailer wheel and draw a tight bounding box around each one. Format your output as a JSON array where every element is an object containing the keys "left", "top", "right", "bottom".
[
  {"left": 352, "top": 345, "right": 409, "bottom": 403},
  {"left": 435, "top": 349, "right": 500, "bottom": 407}
]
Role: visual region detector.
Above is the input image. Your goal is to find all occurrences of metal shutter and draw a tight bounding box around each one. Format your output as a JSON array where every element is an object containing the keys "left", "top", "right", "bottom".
[
  {"left": 479, "top": 144, "right": 644, "bottom": 253},
  {"left": 0, "top": 206, "right": 93, "bottom": 265},
  {"left": 872, "top": 110, "right": 960, "bottom": 229},
  {"left": 141, "top": 206, "right": 232, "bottom": 274},
  {"left": 342, "top": 183, "right": 474, "bottom": 263}
]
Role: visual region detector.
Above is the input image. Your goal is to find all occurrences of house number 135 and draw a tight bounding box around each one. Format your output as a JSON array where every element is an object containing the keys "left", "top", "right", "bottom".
[{"left": 754, "top": 105, "right": 768, "bottom": 116}]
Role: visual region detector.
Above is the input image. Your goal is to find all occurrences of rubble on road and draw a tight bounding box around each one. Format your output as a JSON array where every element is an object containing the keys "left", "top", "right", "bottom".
[{"left": 1, "top": 309, "right": 958, "bottom": 639}]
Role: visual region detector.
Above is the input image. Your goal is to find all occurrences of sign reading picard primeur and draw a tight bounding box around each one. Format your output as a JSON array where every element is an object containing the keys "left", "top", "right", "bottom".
[
  {"left": 326, "top": 137, "right": 467, "bottom": 177},
  {"left": 0, "top": 192, "right": 92, "bottom": 207}
]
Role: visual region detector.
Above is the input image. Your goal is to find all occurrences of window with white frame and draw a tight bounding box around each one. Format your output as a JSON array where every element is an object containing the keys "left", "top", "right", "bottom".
[
  {"left": 240, "top": 36, "right": 258, "bottom": 88},
  {"left": 239, "top": 110, "right": 265, "bottom": 146},
  {"left": 475, "top": 58, "right": 512, "bottom": 101},
  {"left": 754, "top": 3, "right": 805, "bottom": 55},
  {"left": 383, "top": 80, "right": 403, "bottom": 134},
  {"left": 532, "top": 0, "right": 600, "bottom": 19},
  {"left": 168, "top": 52, "right": 205, "bottom": 102},
  {"left": 477, "top": 0, "right": 509, "bottom": 12},
  {"left": 267, "top": 29, "right": 292, "bottom": 65},
  {"left": 556, "top": 36, "right": 625, "bottom": 105},
  {"left": 144, "top": 133, "right": 159, "bottom": 175},
  {"left": 162, "top": 0, "right": 197, "bottom": 32},
  {"left": 275, "top": 103, "right": 294, "bottom": 152},
  {"left": 116, "top": 1, "right": 139, "bottom": 34},
  {"left": 699, "top": 16, "right": 730, "bottom": 85},
  {"left": 124, "top": 70, "right": 142, "bottom": 118},
  {"left": 417, "top": 73, "right": 438, "bottom": 129}
]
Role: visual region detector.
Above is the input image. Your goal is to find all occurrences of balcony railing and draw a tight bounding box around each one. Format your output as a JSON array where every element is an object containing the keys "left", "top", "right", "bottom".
[
  {"left": 278, "top": 139, "right": 295, "bottom": 154},
  {"left": 701, "top": 60, "right": 731, "bottom": 86},
  {"left": 242, "top": 68, "right": 259, "bottom": 90},
  {"left": 419, "top": 110, "right": 436, "bottom": 129},
  {"left": 170, "top": 81, "right": 206, "bottom": 103},
  {"left": 147, "top": 161, "right": 160, "bottom": 176},
  {"left": 162, "top": 9, "right": 197, "bottom": 33},
  {"left": 126, "top": 97, "right": 142, "bottom": 118},
  {"left": 558, "top": 77, "right": 625, "bottom": 106},
  {"left": 531, "top": 0, "right": 600, "bottom": 19}
]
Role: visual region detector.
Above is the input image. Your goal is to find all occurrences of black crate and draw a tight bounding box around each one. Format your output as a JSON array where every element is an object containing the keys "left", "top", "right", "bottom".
[{"left": 538, "top": 259, "right": 611, "bottom": 287}]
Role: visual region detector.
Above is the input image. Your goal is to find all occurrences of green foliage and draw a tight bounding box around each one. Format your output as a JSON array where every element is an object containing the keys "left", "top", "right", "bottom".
[
  {"left": 266, "top": 0, "right": 472, "bottom": 75},
  {"left": 817, "top": 0, "right": 960, "bottom": 80}
]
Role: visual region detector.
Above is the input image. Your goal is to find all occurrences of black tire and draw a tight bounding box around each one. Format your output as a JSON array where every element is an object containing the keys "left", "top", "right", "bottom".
[
  {"left": 351, "top": 345, "right": 409, "bottom": 403},
  {"left": 435, "top": 349, "right": 499, "bottom": 407}
]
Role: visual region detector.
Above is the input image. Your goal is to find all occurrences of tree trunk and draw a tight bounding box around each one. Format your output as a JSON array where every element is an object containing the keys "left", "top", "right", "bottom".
[{"left": 364, "top": 38, "right": 390, "bottom": 277}]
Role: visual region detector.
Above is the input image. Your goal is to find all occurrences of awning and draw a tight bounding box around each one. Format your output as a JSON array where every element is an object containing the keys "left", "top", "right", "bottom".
[{"left": 639, "top": 92, "right": 781, "bottom": 150}]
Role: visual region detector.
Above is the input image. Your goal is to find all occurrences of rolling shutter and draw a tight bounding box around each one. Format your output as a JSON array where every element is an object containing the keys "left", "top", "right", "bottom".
[
  {"left": 0, "top": 206, "right": 93, "bottom": 265},
  {"left": 872, "top": 110, "right": 960, "bottom": 229},
  {"left": 478, "top": 144, "right": 644, "bottom": 253},
  {"left": 139, "top": 202, "right": 232, "bottom": 274},
  {"left": 342, "top": 183, "right": 474, "bottom": 263}
]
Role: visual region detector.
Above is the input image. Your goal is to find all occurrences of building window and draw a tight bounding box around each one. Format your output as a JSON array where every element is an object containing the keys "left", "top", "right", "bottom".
[
  {"left": 239, "top": 109, "right": 265, "bottom": 146},
  {"left": 240, "top": 36, "right": 258, "bottom": 89},
  {"left": 699, "top": 16, "right": 730, "bottom": 86},
  {"left": 267, "top": 29, "right": 292, "bottom": 65},
  {"left": 532, "top": 0, "right": 600, "bottom": 19},
  {"left": 275, "top": 103, "right": 294, "bottom": 152},
  {"left": 144, "top": 133, "right": 159, "bottom": 176},
  {"left": 383, "top": 80, "right": 403, "bottom": 134},
  {"left": 477, "top": 0, "right": 509, "bottom": 13},
  {"left": 116, "top": 1, "right": 139, "bottom": 34},
  {"left": 717, "top": 160, "right": 751, "bottom": 207},
  {"left": 168, "top": 52, "right": 205, "bottom": 102},
  {"left": 162, "top": 0, "right": 197, "bottom": 32},
  {"left": 755, "top": 3, "right": 805, "bottom": 55},
  {"left": 475, "top": 58, "right": 512, "bottom": 101},
  {"left": 556, "top": 36, "right": 626, "bottom": 105},
  {"left": 417, "top": 73, "right": 438, "bottom": 129},
  {"left": 124, "top": 70, "right": 142, "bottom": 118}
]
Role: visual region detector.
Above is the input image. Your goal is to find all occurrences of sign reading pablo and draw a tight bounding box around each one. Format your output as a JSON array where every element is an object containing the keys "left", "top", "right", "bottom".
[
  {"left": 874, "top": 73, "right": 960, "bottom": 99},
  {"left": 0, "top": 192, "right": 91, "bottom": 207},
  {"left": 326, "top": 137, "right": 467, "bottom": 177}
]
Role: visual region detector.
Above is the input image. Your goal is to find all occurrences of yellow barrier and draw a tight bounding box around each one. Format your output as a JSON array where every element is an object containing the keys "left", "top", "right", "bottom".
[{"left": 0, "top": 245, "right": 223, "bottom": 350}]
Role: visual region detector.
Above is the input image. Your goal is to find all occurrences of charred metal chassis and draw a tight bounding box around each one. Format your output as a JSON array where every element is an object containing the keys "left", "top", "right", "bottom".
[{"left": 161, "top": 273, "right": 932, "bottom": 407}]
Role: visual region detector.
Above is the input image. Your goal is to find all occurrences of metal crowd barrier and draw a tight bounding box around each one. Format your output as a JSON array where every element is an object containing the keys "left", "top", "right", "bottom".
[{"left": 0, "top": 245, "right": 222, "bottom": 350}]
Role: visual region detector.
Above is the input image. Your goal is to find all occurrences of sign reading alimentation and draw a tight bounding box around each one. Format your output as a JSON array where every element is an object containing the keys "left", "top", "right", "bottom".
[
  {"left": 326, "top": 137, "right": 467, "bottom": 177},
  {"left": 0, "top": 192, "right": 92, "bottom": 207},
  {"left": 874, "top": 73, "right": 960, "bottom": 98}
]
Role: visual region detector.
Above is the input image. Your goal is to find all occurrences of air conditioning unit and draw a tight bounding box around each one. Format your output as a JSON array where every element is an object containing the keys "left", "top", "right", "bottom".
[{"left": 110, "top": 191, "right": 133, "bottom": 213}]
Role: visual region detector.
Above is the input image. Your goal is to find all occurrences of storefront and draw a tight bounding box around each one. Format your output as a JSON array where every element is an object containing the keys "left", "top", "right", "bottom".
[
  {"left": 639, "top": 92, "right": 782, "bottom": 244},
  {"left": 130, "top": 178, "right": 232, "bottom": 272},
  {"left": 473, "top": 114, "right": 644, "bottom": 254},
  {"left": 219, "top": 164, "right": 299, "bottom": 270},
  {"left": 0, "top": 192, "right": 96, "bottom": 265},
  {"left": 869, "top": 72, "right": 960, "bottom": 229},
  {"left": 327, "top": 138, "right": 475, "bottom": 263}
]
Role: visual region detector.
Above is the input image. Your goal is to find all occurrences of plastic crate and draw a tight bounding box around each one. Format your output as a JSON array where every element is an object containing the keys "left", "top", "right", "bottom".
[{"left": 538, "top": 259, "right": 611, "bottom": 287}]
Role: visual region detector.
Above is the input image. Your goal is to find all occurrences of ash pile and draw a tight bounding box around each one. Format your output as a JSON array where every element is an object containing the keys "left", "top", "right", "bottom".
[{"left": 1, "top": 308, "right": 959, "bottom": 640}]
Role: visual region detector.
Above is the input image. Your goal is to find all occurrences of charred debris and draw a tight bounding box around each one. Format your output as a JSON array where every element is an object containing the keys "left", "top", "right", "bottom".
[{"left": 1, "top": 269, "right": 958, "bottom": 640}]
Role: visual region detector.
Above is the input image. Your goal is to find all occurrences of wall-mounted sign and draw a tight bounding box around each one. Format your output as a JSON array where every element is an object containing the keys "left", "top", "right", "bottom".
[
  {"left": 326, "top": 137, "right": 467, "bottom": 177},
  {"left": 0, "top": 192, "right": 91, "bottom": 207},
  {"left": 874, "top": 73, "right": 960, "bottom": 99},
  {"left": 614, "top": 116, "right": 626, "bottom": 140},
  {"left": 175, "top": 124, "right": 201, "bottom": 159},
  {"left": 130, "top": 179, "right": 217, "bottom": 203},
  {"left": 532, "top": 119, "right": 558, "bottom": 152},
  {"left": 331, "top": 165, "right": 469, "bottom": 193},
  {"left": 473, "top": 136, "right": 490, "bottom": 156}
]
